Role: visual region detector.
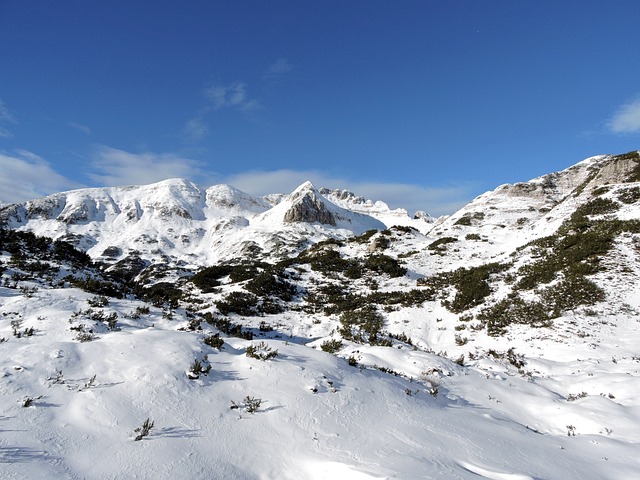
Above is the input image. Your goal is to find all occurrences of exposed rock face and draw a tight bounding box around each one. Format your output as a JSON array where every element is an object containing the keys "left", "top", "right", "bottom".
[
  {"left": 318, "top": 187, "right": 368, "bottom": 206},
  {"left": 413, "top": 210, "right": 434, "bottom": 222},
  {"left": 283, "top": 189, "right": 336, "bottom": 226}
]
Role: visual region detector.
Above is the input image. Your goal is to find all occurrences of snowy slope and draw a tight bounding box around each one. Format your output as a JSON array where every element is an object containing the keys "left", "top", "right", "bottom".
[
  {"left": 2, "top": 150, "right": 640, "bottom": 479},
  {"left": 0, "top": 180, "right": 426, "bottom": 268},
  {"left": 1, "top": 282, "right": 638, "bottom": 479}
]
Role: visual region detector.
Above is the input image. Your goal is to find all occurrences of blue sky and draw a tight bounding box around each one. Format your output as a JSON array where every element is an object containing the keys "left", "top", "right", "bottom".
[{"left": 1, "top": 1, "right": 640, "bottom": 215}]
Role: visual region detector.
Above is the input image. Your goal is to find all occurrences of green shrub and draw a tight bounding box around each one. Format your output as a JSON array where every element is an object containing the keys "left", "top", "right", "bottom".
[
  {"left": 441, "top": 263, "right": 507, "bottom": 313},
  {"left": 216, "top": 292, "right": 259, "bottom": 316},
  {"left": 137, "top": 282, "right": 182, "bottom": 308},
  {"left": 617, "top": 186, "right": 640, "bottom": 204},
  {"left": 320, "top": 338, "right": 343, "bottom": 353},
  {"left": 246, "top": 341, "right": 278, "bottom": 361},
  {"left": 133, "top": 418, "right": 154, "bottom": 441},
  {"left": 228, "top": 263, "right": 263, "bottom": 283},
  {"left": 427, "top": 237, "right": 457, "bottom": 251},
  {"left": 539, "top": 274, "right": 605, "bottom": 315},
  {"left": 191, "top": 264, "right": 233, "bottom": 292},
  {"left": 351, "top": 229, "right": 378, "bottom": 244},
  {"left": 363, "top": 254, "right": 406, "bottom": 277},
  {"left": 203, "top": 313, "right": 253, "bottom": 340},
  {"left": 478, "top": 295, "right": 552, "bottom": 336},
  {"left": 204, "top": 334, "right": 224, "bottom": 350},
  {"left": 87, "top": 295, "right": 109, "bottom": 307},
  {"left": 72, "top": 277, "right": 125, "bottom": 299},
  {"left": 307, "top": 249, "right": 352, "bottom": 273},
  {"left": 339, "top": 305, "right": 385, "bottom": 344},
  {"left": 245, "top": 270, "right": 296, "bottom": 301}
]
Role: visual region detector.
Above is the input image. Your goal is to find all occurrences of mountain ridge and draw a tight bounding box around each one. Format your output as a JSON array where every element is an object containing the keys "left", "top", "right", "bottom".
[{"left": 1, "top": 150, "right": 640, "bottom": 479}]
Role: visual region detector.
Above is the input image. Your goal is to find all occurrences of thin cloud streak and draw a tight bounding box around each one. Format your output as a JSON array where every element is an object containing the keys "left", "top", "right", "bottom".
[
  {"left": 223, "top": 169, "right": 474, "bottom": 217},
  {"left": 204, "top": 82, "right": 259, "bottom": 112},
  {"left": 88, "top": 146, "right": 208, "bottom": 187},
  {"left": 0, "top": 146, "right": 475, "bottom": 216},
  {"left": 0, "top": 150, "right": 81, "bottom": 204},
  {"left": 0, "top": 98, "right": 17, "bottom": 138},
  {"left": 182, "top": 117, "right": 209, "bottom": 142},
  {"left": 263, "top": 58, "right": 293, "bottom": 87},
  {"left": 607, "top": 97, "right": 640, "bottom": 133},
  {"left": 68, "top": 121, "right": 92, "bottom": 135}
]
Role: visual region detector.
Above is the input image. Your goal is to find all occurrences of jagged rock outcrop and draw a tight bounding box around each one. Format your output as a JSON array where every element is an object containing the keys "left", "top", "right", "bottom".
[{"left": 283, "top": 183, "right": 336, "bottom": 225}]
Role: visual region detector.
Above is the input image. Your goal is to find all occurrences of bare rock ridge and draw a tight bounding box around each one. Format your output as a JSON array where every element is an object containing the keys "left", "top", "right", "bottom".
[{"left": 283, "top": 182, "right": 336, "bottom": 225}]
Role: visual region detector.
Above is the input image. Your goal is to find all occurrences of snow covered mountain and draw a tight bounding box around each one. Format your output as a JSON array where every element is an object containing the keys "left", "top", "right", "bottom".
[
  {"left": 1, "top": 150, "right": 640, "bottom": 479},
  {"left": 0, "top": 179, "right": 424, "bottom": 268}
]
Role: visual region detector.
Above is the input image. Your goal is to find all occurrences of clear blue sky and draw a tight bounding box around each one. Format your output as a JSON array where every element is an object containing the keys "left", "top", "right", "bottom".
[{"left": 2, "top": 1, "right": 640, "bottom": 215}]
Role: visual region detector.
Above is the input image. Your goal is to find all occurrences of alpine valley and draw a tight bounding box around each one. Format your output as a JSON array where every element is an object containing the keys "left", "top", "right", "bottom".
[{"left": 1, "top": 151, "right": 640, "bottom": 479}]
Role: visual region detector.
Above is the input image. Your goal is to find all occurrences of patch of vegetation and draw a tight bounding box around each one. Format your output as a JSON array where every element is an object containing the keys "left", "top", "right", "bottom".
[
  {"left": 454, "top": 212, "right": 485, "bottom": 226},
  {"left": 438, "top": 263, "right": 508, "bottom": 313},
  {"left": 320, "top": 338, "right": 343, "bottom": 353},
  {"left": 304, "top": 249, "right": 353, "bottom": 274},
  {"left": 539, "top": 274, "right": 605, "bottom": 316},
  {"left": 228, "top": 263, "right": 263, "bottom": 283},
  {"left": 136, "top": 282, "right": 183, "bottom": 308},
  {"left": 216, "top": 292, "right": 260, "bottom": 316},
  {"left": 613, "top": 150, "right": 640, "bottom": 182},
  {"left": 230, "top": 396, "right": 262, "bottom": 414},
  {"left": 133, "top": 418, "right": 154, "bottom": 441},
  {"left": 617, "top": 186, "right": 640, "bottom": 204},
  {"left": 339, "top": 305, "right": 385, "bottom": 344},
  {"left": 190, "top": 264, "right": 234, "bottom": 292},
  {"left": 313, "top": 286, "right": 435, "bottom": 316},
  {"left": 245, "top": 270, "right": 296, "bottom": 301},
  {"left": 363, "top": 254, "right": 406, "bottom": 277},
  {"left": 203, "top": 334, "right": 224, "bottom": 350},
  {"left": 351, "top": 229, "right": 378, "bottom": 244},
  {"left": 427, "top": 237, "right": 457, "bottom": 251},
  {"left": 202, "top": 312, "right": 253, "bottom": 340},
  {"left": 478, "top": 294, "right": 552, "bottom": 336},
  {"left": 246, "top": 341, "right": 278, "bottom": 361},
  {"left": 71, "top": 277, "right": 126, "bottom": 299}
]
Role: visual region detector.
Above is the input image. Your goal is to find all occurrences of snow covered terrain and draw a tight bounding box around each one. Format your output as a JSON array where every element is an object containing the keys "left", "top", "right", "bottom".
[{"left": 1, "top": 151, "right": 640, "bottom": 479}]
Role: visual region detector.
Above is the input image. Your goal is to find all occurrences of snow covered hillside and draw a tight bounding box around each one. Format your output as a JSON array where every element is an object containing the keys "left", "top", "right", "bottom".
[
  {"left": 1, "top": 150, "right": 640, "bottom": 479},
  {"left": 0, "top": 180, "right": 428, "bottom": 268}
]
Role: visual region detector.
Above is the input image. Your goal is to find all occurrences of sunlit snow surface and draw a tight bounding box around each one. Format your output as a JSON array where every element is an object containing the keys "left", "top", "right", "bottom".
[
  {"left": 1, "top": 283, "right": 639, "bottom": 479},
  {"left": 2, "top": 154, "right": 640, "bottom": 479}
]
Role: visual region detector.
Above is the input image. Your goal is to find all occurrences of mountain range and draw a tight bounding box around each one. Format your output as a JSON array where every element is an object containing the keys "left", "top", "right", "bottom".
[{"left": 1, "top": 150, "right": 639, "bottom": 479}]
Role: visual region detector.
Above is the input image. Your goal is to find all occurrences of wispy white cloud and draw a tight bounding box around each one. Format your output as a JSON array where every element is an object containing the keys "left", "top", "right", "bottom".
[
  {"left": 607, "top": 97, "right": 640, "bottom": 133},
  {"left": 182, "top": 117, "right": 209, "bottom": 142},
  {"left": 0, "top": 150, "right": 81, "bottom": 204},
  {"left": 68, "top": 121, "right": 92, "bottom": 135},
  {"left": 223, "top": 169, "right": 474, "bottom": 217},
  {"left": 204, "top": 82, "right": 259, "bottom": 112},
  {"left": 263, "top": 58, "right": 293, "bottom": 86},
  {"left": 88, "top": 146, "right": 209, "bottom": 186},
  {"left": 0, "top": 149, "right": 474, "bottom": 216},
  {"left": 0, "top": 98, "right": 17, "bottom": 138}
]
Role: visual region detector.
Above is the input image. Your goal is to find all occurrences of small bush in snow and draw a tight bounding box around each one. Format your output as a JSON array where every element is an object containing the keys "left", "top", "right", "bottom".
[
  {"left": 133, "top": 418, "right": 154, "bottom": 441},
  {"left": 203, "top": 334, "right": 224, "bottom": 350},
  {"left": 87, "top": 295, "right": 109, "bottom": 307},
  {"left": 245, "top": 341, "right": 278, "bottom": 361},
  {"left": 75, "top": 331, "right": 96, "bottom": 342},
  {"left": 231, "top": 396, "right": 262, "bottom": 414},
  {"left": 188, "top": 358, "right": 211, "bottom": 379},
  {"left": 320, "top": 339, "right": 343, "bottom": 353}
]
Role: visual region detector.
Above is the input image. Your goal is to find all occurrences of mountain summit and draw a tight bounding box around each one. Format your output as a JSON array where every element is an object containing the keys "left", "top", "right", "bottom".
[
  {"left": 0, "top": 180, "right": 425, "bottom": 266},
  {"left": 1, "top": 150, "right": 639, "bottom": 479}
]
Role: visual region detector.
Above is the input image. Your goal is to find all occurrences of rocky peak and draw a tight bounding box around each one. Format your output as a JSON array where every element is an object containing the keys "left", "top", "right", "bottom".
[{"left": 283, "top": 182, "right": 336, "bottom": 226}]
